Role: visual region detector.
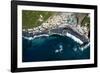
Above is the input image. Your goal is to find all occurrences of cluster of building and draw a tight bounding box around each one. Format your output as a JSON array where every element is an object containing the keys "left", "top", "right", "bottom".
[{"left": 22, "top": 12, "right": 89, "bottom": 39}]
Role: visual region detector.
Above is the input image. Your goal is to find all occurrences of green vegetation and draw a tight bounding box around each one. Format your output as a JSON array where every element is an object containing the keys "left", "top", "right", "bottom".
[
  {"left": 81, "top": 14, "right": 90, "bottom": 29},
  {"left": 22, "top": 10, "right": 55, "bottom": 29}
]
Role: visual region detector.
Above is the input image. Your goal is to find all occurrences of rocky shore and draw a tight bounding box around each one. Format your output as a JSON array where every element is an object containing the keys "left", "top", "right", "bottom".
[{"left": 22, "top": 12, "right": 89, "bottom": 43}]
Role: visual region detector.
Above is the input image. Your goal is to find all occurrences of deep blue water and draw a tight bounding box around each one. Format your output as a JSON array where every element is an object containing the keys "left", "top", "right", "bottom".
[{"left": 22, "top": 34, "right": 90, "bottom": 62}]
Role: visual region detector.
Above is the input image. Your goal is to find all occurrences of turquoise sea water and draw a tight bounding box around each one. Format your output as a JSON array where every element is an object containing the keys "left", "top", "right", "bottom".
[{"left": 22, "top": 34, "right": 90, "bottom": 62}]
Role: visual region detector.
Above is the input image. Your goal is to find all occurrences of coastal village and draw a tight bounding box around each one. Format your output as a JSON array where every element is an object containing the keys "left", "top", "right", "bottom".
[
  {"left": 22, "top": 11, "right": 90, "bottom": 61},
  {"left": 22, "top": 11, "right": 90, "bottom": 42}
]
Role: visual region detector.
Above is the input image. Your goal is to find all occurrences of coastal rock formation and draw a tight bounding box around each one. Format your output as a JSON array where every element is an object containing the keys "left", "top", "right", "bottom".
[{"left": 23, "top": 12, "right": 89, "bottom": 42}]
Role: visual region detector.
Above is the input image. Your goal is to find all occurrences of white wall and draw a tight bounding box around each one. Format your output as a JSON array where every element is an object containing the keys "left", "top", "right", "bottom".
[{"left": 0, "top": 0, "right": 99, "bottom": 73}]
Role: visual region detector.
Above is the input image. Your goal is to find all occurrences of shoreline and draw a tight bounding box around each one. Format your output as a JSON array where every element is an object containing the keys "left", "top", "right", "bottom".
[{"left": 22, "top": 13, "right": 89, "bottom": 43}]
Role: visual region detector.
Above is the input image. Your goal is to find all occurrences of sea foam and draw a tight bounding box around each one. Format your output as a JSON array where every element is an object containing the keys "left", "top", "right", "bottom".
[{"left": 66, "top": 32, "right": 83, "bottom": 45}]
